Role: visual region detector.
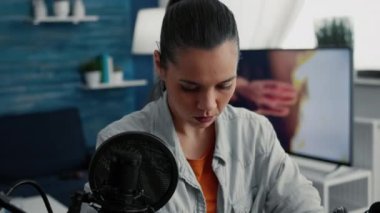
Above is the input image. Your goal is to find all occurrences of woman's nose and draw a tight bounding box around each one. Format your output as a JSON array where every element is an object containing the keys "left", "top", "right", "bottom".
[{"left": 197, "top": 90, "right": 217, "bottom": 111}]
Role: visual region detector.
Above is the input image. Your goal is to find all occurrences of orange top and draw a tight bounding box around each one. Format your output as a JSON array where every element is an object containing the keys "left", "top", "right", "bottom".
[{"left": 187, "top": 145, "right": 218, "bottom": 213}]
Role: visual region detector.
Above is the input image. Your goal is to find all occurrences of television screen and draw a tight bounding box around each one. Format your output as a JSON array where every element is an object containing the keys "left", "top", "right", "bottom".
[{"left": 231, "top": 48, "right": 352, "bottom": 165}]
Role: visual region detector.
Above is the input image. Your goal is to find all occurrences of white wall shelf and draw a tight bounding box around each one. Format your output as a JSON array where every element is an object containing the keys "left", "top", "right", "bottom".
[
  {"left": 82, "top": 79, "right": 148, "bottom": 90},
  {"left": 32, "top": 0, "right": 99, "bottom": 25},
  {"left": 33, "top": 15, "right": 99, "bottom": 25}
]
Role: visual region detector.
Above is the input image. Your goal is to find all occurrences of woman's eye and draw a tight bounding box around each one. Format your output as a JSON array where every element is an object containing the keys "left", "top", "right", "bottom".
[
  {"left": 217, "top": 83, "right": 232, "bottom": 90},
  {"left": 181, "top": 85, "right": 199, "bottom": 92}
]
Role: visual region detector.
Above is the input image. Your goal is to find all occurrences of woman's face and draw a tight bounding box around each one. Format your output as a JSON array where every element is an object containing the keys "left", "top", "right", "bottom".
[{"left": 155, "top": 40, "right": 239, "bottom": 129}]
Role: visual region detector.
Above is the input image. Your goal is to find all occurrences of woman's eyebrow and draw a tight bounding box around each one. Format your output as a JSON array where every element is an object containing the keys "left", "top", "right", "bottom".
[
  {"left": 179, "top": 76, "right": 236, "bottom": 85},
  {"left": 179, "top": 80, "right": 198, "bottom": 85},
  {"left": 219, "top": 76, "right": 236, "bottom": 84}
]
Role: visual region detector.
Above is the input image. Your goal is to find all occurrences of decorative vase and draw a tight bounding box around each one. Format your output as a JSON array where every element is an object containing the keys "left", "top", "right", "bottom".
[
  {"left": 84, "top": 71, "right": 101, "bottom": 88},
  {"left": 54, "top": 0, "right": 70, "bottom": 18},
  {"left": 111, "top": 71, "right": 124, "bottom": 84},
  {"left": 73, "top": 0, "right": 86, "bottom": 18},
  {"left": 33, "top": 0, "right": 47, "bottom": 19}
]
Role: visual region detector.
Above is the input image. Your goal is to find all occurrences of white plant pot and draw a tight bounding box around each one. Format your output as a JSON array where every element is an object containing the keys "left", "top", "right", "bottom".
[
  {"left": 111, "top": 71, "right": 124, "bottom": 84},
  {"left": 33, "top": 0, "right": 47, "bottom": 19},
  {"left": 73, "top": 0, "right": 86, "bottom": 18},
  {"left": 54, "top": 0, "right": 70, "bottom": 18},
  {"left": 84, "top": 71, "right": 101, "bottom": 88}
]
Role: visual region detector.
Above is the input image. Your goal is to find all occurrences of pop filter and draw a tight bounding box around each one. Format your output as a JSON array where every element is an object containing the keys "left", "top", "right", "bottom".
[{"left": 88, "top": 131, "right": 178, "bottom": 212}]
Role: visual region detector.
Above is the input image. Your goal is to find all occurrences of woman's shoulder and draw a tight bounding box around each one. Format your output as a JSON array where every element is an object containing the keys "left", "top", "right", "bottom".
[
  {"left": 97, "top": 99, "right": 161, "bottom": 145},
  {"left": 221, "top": 104, "right": 271, "bottom": 126},
  {"left": 219, "top": 105, "right": 277, "bottom": 154}
]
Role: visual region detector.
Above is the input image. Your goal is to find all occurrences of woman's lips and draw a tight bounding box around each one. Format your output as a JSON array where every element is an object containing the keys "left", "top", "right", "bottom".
[{"left": 194, "top": 116, "right": 214, "bottom": 123}]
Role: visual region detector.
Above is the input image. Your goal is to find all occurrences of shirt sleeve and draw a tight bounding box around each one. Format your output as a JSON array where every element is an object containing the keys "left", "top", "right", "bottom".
[{"left": 263, "top": 119, "right": 324, "bottom": 213}]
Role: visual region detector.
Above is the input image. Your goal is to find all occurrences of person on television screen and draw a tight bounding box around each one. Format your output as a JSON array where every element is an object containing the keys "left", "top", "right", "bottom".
[
  {"left": 83, "top": 0, "right": 323, "bottom": 212},
  {"left": 231, "top": 51, "right": 299, "bottom": 118},
  {"left": 231, "top": 50, "right": 310, "bottom": 151},
  {"left": 232, "top": 78, "right": 297, "bottom": 116}
]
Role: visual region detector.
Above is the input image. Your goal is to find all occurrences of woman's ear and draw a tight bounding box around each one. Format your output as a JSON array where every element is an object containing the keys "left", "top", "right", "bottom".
[{"left": 154, "top": 50, "right": 165, "bottom": 80}]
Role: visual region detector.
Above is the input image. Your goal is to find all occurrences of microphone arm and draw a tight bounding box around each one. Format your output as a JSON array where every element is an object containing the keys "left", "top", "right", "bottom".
[{"left": 0, "top": 192, "right": 26, "bottom": 213}]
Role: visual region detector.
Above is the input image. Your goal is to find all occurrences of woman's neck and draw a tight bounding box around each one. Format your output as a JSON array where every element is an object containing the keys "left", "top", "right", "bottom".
[{"left": 176, "top": 124, "right": 216, "bottom": 160}]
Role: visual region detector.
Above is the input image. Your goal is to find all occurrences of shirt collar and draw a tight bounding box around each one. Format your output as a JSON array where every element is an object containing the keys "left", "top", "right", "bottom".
[
  {"left": 152, "top": 92, "right": 230, "bottom": 174},
  {"left": 152, "top": 92, "right": 194, "bottom": 179},
  {"left": 214, "top": 108, "right": 231, "bottom": 165}
]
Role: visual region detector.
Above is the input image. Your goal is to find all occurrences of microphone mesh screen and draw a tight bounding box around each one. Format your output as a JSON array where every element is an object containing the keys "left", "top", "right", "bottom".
[{"left": 89, "top": 132, "right": 178, "bottom": 211}]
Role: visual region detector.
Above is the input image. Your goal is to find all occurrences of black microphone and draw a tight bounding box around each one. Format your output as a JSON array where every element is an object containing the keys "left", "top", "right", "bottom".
[
  {"left": 100, "top": 150, "right": 149, "bottom": 213},
  {"left": 68, "top": 132, "right": 178, "bottom": 213},
  {"left": 365, "top": 202, "right": 380, "bottom": 213}
]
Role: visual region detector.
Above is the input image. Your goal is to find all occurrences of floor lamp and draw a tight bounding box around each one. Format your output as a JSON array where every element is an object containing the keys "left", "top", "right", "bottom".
[
  {"left": 132, "top": 8, "right": 165, "bottom": 55},
  {"left": 131, "top": 8, "right": 166, "bottom": 101}
]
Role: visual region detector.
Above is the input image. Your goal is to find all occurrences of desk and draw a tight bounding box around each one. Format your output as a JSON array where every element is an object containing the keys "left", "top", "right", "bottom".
[{"left": 1, "top": 194, "right": 67, "bottom": 213}]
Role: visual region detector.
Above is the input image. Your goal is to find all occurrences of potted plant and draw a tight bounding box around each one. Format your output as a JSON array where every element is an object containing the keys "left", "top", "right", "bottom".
[
  {"left": 80, "top": 57, "right": 102, "bottom": 88},
  {"left": 315, "top": 17, "right": 353, "bottom": 48}
]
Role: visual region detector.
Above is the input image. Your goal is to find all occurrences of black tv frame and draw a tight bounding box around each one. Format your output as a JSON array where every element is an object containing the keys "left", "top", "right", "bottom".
[{"left": 235, "top": 47, "right": 353, "bottom": 166}]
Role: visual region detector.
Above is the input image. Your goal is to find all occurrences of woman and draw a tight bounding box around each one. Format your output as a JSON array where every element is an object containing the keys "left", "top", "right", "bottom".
[{"left": 96, "top": 0, "right": 323, "bottom": 212}]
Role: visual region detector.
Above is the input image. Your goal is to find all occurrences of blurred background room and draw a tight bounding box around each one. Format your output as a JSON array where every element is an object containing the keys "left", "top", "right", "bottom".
[{"left": 1, "top": 0, "right": 380, "bottom": 212}]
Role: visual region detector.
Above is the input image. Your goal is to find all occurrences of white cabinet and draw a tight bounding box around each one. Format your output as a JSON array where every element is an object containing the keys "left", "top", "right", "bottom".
[
  {"left": 292, "top": 156, "right": 372, "bottom": 213},
  {"left": 354, "top": 77, "right": 380, "bottom": 119},
  {"left": 353, "top": 77, "right": 380, "bottom": 202},
  {"left": 353, "top": 118, "right": 380, "bottom": 202}
]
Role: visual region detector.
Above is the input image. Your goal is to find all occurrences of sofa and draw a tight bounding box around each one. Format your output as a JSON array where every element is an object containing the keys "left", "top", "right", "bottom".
[{"left": 0, "top": 107, "right": 91, "bottom": 206}]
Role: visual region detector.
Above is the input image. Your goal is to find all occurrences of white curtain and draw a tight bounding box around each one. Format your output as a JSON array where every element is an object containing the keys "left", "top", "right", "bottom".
[{"left": 220, "top": 0, "right": 305, "bottom": 49}]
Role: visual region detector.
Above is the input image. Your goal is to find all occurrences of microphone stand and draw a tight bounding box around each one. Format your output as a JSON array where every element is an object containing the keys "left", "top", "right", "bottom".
[
  {"left": 67, "top": 188, "right": 154, "bottom": 213},
  {"left": 67, "top": 190, "right": 96, "bottom": 213}
]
